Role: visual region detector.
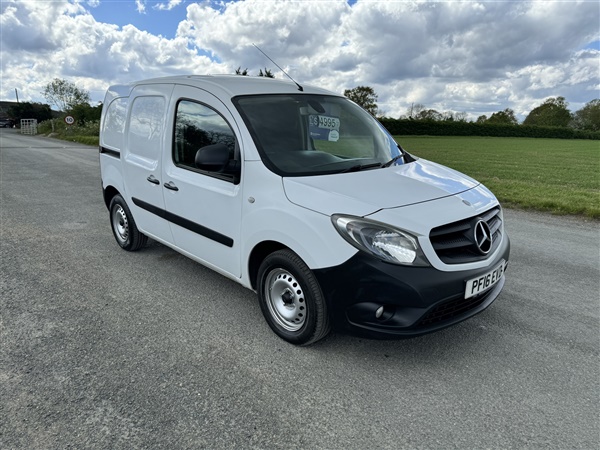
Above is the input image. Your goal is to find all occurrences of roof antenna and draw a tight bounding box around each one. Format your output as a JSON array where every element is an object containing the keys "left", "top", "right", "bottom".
[{"left": 252, "top": 43, "right": 303, "bottom": 92}]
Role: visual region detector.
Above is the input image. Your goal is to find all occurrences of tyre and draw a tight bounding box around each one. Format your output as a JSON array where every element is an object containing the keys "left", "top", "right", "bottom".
[
  {"left": 109, "top": 194, "right": 148, "bottom": 251},
  {"left": 257, "top": 249, "right": 331, "bottom": 346}
]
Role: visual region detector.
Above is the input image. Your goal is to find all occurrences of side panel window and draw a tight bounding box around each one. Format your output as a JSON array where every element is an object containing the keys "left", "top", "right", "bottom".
[
  {"left": 102, "top": 97, "right": 128, "bottom": 150},
  {"left": 174, "top": 100, "right": 237, "bottom": 171},
  {"left": 128, "top": 96, "right": 166, "bottom": 162}
]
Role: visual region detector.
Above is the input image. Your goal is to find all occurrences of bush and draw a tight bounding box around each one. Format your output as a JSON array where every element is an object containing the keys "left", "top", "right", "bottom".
[
  {"left": 38, "top": 119, "right": 100, "bottom": 139},
  {"left": 66, "top": 136, "right": 100, "bottom": 146},
  {"left": 378, "top": 119, "right": 600, "bottom": 140}
]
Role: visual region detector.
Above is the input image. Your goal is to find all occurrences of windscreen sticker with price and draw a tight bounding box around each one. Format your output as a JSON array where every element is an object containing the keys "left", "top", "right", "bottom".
[{"left": 309, "top": 115, "right": 340, "bottom": 142}]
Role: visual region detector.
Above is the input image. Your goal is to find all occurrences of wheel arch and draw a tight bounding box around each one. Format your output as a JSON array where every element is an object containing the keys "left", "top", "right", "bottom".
[
  {"left": 103, "top": 185, "right": 121, "bottom": 210},
  {"left": 248, "top": 240, "right": 288, "bottom": 291}
]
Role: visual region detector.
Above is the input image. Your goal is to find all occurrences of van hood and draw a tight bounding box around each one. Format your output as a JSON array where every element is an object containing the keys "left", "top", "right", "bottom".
[{"left": 282, "top": 159, "right": 479, "bottom": 216}]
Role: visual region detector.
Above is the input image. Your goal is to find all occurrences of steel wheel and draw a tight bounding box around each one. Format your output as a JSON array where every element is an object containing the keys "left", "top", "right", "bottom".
[
  {"left": 108, "top": 194, "right": 147, "bottom": 251},
  {"left": 264, "top": 268, "right": 306, "bottom": 332},
  {"left": 112, "top": 204, "right": 129, "bottom": 246},
  {"left": 257, "top": 249, "right": 330, "bottom": 346}
]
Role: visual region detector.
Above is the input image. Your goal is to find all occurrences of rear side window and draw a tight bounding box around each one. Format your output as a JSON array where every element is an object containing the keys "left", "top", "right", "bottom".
[
  {"left": 102, "top": 97, "right": 128, "bottom": 150},
  {"left": 128, "top": 96, "right": 166, "bottom": 162},
  {"left": 173, "top": 100, "right": 237, "bottom": 174}
]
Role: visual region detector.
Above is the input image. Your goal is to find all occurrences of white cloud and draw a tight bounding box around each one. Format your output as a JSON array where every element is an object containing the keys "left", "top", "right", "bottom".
[
  {"left": 0, "top": 0, "right": 223, "bottom": 104},
  {"left": 135, "top": 0, "right": 146, "bottom": 14},
  {"left": 155, "top": 0, "right": 183, "bottom": 12},
  {"left": 0, "top": 0, "right": 598, "bottom": 120}
]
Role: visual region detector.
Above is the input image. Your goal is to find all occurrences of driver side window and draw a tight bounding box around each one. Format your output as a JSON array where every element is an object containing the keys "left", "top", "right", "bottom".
[{"left": 173, "top": 100, "right": 238, "bottom": 179}]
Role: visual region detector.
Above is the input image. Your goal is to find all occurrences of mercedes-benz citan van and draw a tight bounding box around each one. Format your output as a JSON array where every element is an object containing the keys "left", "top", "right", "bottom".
[{"left": 99, "top": 75, "right": 510, "bottom": 345}]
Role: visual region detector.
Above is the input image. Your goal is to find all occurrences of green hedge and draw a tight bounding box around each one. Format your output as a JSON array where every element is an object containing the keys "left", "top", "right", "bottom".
[{"left": 379, "top": 119, "right": 600, "bottom": 140}]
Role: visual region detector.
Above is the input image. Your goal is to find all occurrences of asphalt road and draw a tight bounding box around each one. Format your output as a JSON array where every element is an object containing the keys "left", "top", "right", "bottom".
[{"left": 1, "top": 129, "right": 598, "bottom": 449}]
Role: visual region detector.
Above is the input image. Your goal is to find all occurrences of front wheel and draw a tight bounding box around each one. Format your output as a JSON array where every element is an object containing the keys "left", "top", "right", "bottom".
[
  {"left": 257, "top": 250, "right": 330, "bottom": 346},
  {"left": 109, "top": 194, "right": 147, "bottom": 251}
]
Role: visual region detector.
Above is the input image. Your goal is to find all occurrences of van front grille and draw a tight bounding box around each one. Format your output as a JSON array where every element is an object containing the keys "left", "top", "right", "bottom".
[{"left": 429, "top": 207, "right": 502, "bottom": 264}]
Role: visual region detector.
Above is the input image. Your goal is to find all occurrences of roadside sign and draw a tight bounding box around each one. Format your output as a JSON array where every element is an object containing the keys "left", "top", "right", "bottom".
[{"left": 64, "top": 115, "right": 75, "bottom": 125}]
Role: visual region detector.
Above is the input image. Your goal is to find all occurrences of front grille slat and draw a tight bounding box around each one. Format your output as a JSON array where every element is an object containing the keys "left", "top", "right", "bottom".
[
  {"left": 429, "top": 206, "right": 502, "bottom": 264},
  {"left": 429, "top": 222, "right": 471, "bottom": 237},
  {"left": 432, "top": 237, "right": 472, "bottom": 251}
]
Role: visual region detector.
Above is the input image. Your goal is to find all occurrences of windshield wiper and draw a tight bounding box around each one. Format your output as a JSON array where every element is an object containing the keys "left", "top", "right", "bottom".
[
  {"left": 381, "top": 154, "right": 404, "bottom": 168},
  {"left": 338, "top": 162, "right": 383, "bottom": 173}
]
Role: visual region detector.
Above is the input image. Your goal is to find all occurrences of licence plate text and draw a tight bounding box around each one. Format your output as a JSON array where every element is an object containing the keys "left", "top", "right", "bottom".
[{"left": 465, "top": 261, "right": 506, "bottom": 299}]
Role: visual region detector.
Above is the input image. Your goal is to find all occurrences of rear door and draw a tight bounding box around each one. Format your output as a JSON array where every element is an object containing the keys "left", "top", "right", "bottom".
[
  {"left": 161, "top": 85, "right": 243, "bottom": 277},
  {"left": 122, "top": 84, "right": 174, "bottom": 244}
]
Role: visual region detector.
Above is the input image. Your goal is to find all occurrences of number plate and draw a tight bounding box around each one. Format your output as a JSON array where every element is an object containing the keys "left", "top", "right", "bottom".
[{"left": 465, "top": 260, "right": 506, "bottom": 299}]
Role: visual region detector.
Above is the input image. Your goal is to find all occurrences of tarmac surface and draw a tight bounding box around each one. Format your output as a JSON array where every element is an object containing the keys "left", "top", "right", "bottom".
[{"left": 1, "top": 129, "right": 598, "bottom": 449}]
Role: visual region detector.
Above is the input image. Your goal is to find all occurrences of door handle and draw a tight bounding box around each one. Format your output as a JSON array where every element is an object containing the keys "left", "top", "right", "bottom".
[
  {"left": 147, "top": 175, "right": 160, "bottom": 185},
  {"left": 163, "top": 181, "right": 179, "bottom": 191}
]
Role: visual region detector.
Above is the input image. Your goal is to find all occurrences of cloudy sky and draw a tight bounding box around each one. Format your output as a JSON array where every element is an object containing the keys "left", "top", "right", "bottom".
[{"left": 1, "top": 0, "right": 598, "bottom": 120}]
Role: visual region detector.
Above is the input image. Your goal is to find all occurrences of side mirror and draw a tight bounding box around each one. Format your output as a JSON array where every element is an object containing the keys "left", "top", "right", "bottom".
[{"left": 195, "top": 143, "right": 230, "bottom": 172}]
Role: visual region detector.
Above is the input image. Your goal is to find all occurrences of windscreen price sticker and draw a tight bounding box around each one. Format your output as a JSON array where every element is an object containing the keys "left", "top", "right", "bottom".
[
  {"left": 309, "top": 115, "right": 340, "bottom": 142},
  {"left": 310, "top": 114, "right": 340, "bottom": 130},
  {"left": 64, "top": 115, "right": 75, "bottom": 125}
]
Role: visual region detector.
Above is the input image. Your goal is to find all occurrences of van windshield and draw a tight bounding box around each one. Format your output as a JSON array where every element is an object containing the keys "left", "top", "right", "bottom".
[{"left": 234, "top": 94, "right": 403, "bottom": 176}]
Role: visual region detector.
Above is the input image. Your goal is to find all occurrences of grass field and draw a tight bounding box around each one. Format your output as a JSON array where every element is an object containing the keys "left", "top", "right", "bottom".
[
  {"left": 42, "top": 128, "right": 598, "bottom": 218},
  {"left": 395, "top": 136, "right": 600, "bottom": 219}
]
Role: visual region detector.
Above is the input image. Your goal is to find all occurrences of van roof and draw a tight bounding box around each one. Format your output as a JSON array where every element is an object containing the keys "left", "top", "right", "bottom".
[{"left": 107, "top": 74, "right": 339, "bottom": 99}]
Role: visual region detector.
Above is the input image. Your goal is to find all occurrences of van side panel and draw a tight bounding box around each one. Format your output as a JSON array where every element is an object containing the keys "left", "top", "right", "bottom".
[
  {"left": 122, "top": 84, "right": 174, "bottom": 244},
  {"left": 100, "top": 93, "right": 129, "bottom": 208},
  {"left": 240, "top": 161, "right": 357, "bottom": 286}
]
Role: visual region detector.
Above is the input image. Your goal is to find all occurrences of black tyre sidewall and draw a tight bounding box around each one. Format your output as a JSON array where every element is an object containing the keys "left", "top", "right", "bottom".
[
  {"left": 109, "top": 195, "right": 146, "bottom": 251},
  {"left": 257, "top": 250, "right": 330, "bottom": 346}
]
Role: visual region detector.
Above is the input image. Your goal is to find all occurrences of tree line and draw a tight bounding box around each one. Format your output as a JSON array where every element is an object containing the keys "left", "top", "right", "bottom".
[
  {"left": 6, "top": 78, "right": 599, "bottom": 139},
  {"left": 7, "top": 78, "right": 101, "bottom": 129},
  {"left": 344, "top": 85, "right": 599, "bottom": 134}
]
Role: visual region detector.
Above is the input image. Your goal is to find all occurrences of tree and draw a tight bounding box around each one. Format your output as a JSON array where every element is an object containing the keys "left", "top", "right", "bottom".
[
  {"left": 235, "top": 67, "right": 274, "bottom": 77},
  {"left": 572, "top": 99, "right": 600, "bottom": 131},
  {"left": 414, "top": 109, "right": 443, "bottom": 121},
  {"left": 258, "top": 68, "right": 274, "bottom": 78},
  {"left": 523, "top": 97, "right": 572, "bottom": 127},
  {"left": 344, "top": 86, "right": 378, "bottom": 116},
  {"left": 70, "top": 102, "right": 102, "bottom": 125},
  {"left": 406, "top": 103, "right": 426, "bottom": 119},
  {"left": 7, "top": 102, "right": 53, "bottom": 124},
  {"left": 453, "top": 111, "right": 469, "bottom": 122},
  {"left": 486, "top": 108, "right": 518, "bottom": 125},
  {"left": 42, "top": 78, "right": 91, "bottom": 131},
  {"left": 476, "top": 115, "right": 488, "bottom": 123},
  {"left": 42, "top": 78, "right": 91, "bottom": 113}
]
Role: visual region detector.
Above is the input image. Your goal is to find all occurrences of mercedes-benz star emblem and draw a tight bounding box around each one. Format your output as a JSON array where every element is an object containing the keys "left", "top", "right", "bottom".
[{"left": 474, "top": 220, "right": 493, "bottom": 255}]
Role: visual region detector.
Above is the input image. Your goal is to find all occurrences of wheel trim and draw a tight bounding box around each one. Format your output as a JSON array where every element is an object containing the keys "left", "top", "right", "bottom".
[
  {"left": 265, "top": 268, "right": 306, "bottom": 332},
  {"left": 112, "top": 205, "right": 129, "bottom": 245}
]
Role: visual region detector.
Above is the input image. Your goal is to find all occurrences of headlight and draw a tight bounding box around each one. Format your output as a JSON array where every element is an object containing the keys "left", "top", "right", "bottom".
[{"left": 332, "top": 215, "right": 430, "bottom": 266}]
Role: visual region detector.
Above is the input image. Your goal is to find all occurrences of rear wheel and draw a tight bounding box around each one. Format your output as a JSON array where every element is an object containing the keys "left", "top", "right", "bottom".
[
  {"left": 109, "top": 194, "right": 147, "bottom": 251},
  {"left": 257, "top": 249, "right": 330, "bottom": 346}
]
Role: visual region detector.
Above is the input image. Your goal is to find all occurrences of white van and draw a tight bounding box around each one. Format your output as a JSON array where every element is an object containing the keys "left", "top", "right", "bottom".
[{"left": 99, "top": 75, "right": 510, "bottom": 345}]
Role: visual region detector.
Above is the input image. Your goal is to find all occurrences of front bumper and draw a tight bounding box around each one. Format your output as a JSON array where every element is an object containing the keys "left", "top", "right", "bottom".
[{"left": 314, "top": 234, "right": 510, "bottom": 339}]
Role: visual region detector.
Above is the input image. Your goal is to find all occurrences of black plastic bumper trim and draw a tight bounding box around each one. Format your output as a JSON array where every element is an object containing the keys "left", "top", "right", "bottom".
[{"left": 314, "top": 234, "right": 510, "bottom": 339}]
